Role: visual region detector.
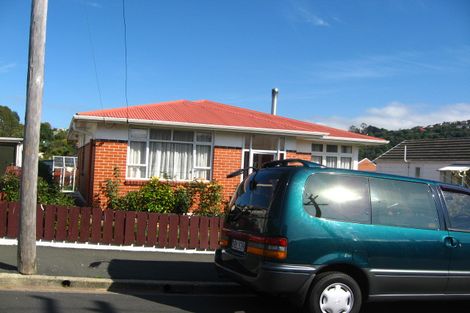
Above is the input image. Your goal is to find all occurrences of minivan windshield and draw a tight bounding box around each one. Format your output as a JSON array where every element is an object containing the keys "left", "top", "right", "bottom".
[{"left": 225, "top": 170, "right": 282, "bottom": 234}]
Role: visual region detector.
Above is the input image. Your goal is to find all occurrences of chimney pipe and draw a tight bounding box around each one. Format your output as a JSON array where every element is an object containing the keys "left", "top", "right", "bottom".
[{"left": 271, "top": 88, "right": 279, "bottom": 115}]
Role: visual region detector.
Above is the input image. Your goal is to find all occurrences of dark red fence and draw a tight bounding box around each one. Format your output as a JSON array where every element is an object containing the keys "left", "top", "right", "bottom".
[{"left": 0, "top": 202, "right": 223, "bottom": 250}]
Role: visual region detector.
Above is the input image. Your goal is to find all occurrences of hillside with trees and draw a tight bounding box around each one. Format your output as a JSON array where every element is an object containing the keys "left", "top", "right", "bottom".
[
  {"left": 0, "top": 105, "right": 75, "bottom": 159},
  {"left": 350, "top": 120, "right": 470, "bottom": 160}
]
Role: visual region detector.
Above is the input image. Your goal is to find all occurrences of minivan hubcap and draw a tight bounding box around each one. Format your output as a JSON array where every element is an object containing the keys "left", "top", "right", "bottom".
[{"left": 319, "top": 283, "right": 354, "bottom": 313}]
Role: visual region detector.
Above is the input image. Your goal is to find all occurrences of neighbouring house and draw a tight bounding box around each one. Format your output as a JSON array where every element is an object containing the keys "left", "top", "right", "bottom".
[
  {"left": 68, "top": 100, "right": 387, "bottom": 207},
  {"left": 358, "top": 158, "right": 376, "bottom": 172},
  {"left": 0, "top": 137, "right": 23, "bottom": 175},
  {"left": 375, "top": 137, "right": 470, "bottom": 186}
]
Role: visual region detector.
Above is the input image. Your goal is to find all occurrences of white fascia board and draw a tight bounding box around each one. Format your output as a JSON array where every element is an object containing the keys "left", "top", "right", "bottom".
[
  {"left": 438, "top": 165, "right": 470, "bottom": 172},
  {"left": 0, "top": 137, "right": 23, "bottom": 143},
  {"left": 321, "top": 136, "right": 389, "bottom": 145},
  {"left": 72, "top": 115, "right": 330, "bottom": 137}
]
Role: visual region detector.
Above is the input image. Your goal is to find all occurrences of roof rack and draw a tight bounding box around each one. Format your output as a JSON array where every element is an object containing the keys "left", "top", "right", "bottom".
[{"left": 262, "top": 159, "right": 325, "bottom": 169}]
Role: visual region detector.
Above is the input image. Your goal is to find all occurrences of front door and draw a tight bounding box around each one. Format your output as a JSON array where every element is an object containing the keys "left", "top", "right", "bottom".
[
  {"left": 440, "top": 188, "right": 470, "bottom": 294},
  {"left": 252, "top": 153, "right": 275, "bottom": 169}
]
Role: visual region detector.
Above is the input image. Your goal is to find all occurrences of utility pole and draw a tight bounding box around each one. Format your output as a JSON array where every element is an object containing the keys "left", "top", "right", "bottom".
[{"left": 18, "top": 0, "right": 48, "bottom": 275}]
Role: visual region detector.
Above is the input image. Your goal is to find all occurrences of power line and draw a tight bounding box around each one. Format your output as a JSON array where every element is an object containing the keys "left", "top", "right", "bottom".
[{"left": 82, "top": 0, "right": 103, "bottom": 109}]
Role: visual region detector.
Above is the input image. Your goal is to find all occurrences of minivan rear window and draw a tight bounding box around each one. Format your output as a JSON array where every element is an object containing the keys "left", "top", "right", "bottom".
[
  {"left": 303, "top": 173, "right": 371, "bottom": 224},
  {"left": 225, "top": 170, "right": 283, "bottom": 233}
]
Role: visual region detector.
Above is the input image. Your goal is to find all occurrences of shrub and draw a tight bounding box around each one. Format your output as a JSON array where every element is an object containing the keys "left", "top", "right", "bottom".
[
  {"left": 37, "top": 178, "right": 75, "bottom": 206},
  {"left": 107, "top": 176, "right": 224, "bottom": 216},
  {"left": 0, "top": 173, "right": 20, "bottom": 202},
  {"left": 139, "top": 178, "right": 175, "bottom": 213},
  {"left": 173, "top": 186, "right": 192, "bottom": 215},
  {"left": 195, "top": 181, "right": 224, "bottom": 216},
  {"left": 103, "top": 167, "right": 120, "bottom": 210},
  {"left": 115, "top": 191, "right": 143, "bottom": 211},
  {"left": 0, "top": 173, "right": 74, "bottom": 206}
]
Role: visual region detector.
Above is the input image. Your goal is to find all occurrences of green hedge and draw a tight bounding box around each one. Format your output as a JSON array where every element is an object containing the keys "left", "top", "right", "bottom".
[
  {"left": 0, "top": 173, "right": 74, "bottom": 206},
  {"left": 104, "top": 176, "right": 224, "bottom": 216}
]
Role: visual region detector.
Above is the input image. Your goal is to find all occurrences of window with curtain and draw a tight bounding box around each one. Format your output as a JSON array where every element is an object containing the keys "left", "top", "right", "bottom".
[
  {"left": 127, "top": 129, "right": 212, "bottom": 180},
  {"left": 340, "top": 157, "right": 352, "bottom": 169},
  {"left": 326, "top": 156, "right": 337, "bottom": 167}
]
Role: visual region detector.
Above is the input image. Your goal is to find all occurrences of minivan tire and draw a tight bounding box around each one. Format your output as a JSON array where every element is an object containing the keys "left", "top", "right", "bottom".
[{"left": 305, "top": 271, "right": 362, "bottom": 313}]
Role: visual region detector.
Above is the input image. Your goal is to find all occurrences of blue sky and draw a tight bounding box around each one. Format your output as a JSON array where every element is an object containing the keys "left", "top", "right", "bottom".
[{"left": 1, "top": 0, "right": 469, "bottom": 130}]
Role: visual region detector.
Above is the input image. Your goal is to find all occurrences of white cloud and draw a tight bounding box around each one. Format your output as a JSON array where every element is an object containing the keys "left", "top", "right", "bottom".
[
  {"left": 0, "top": 63, "right": 16, "bottom": 73},
  {"left": 86, "top": 1, "right": 102, "bottom": 8},
  {"left": 312, "top": 102, "right": 470, "bottom": 130},
  {"left": 309, "top": 48, "right": 470, "bottom": 81},
  {"left": 295, "top": 7, "right": 329, "bottom": 27}
]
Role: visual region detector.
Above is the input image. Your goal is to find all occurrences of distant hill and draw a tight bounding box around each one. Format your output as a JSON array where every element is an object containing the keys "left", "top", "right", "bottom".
[{"left": 350, "top": 120, "right": 470, "bottom": 161}]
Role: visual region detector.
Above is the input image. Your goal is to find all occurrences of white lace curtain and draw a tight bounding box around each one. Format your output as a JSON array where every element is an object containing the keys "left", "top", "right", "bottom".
[{"left": 149, "top": 143, "right": 193, "bottom": 180}]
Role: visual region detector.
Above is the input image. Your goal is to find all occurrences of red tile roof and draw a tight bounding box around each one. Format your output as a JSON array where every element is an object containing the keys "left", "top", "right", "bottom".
[{"left": 76, "top": 100, "right": 386, "bottom": 142}]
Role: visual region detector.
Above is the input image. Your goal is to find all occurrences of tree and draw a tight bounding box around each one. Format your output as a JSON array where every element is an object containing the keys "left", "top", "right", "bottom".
[
  {"left": 40, "top": 122, "right": 53, "bottom": 142},
  {"left": 0, "top": 105, "right": 23, "bottom": 137},
  {"left": 40, "top": 128, "right": 76, "bottom": 159}
]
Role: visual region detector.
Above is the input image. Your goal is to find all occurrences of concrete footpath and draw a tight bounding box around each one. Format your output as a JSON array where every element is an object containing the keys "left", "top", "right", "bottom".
[{"left": 0, "top": 244, "right": 243, "bottom": 294}]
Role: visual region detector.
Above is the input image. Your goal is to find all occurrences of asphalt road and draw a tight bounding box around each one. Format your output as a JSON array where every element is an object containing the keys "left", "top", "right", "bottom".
[{"left": 1, "top": 289, "right": 470, "bottom": 313}]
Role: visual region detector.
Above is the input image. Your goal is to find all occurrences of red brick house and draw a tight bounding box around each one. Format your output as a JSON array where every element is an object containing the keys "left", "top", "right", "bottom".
[
  {"left": 358, "top": 158, "right": 377, "bottom": 172},
  {"left": 68, "top": 100, "right": 387, "bottom": 207}
]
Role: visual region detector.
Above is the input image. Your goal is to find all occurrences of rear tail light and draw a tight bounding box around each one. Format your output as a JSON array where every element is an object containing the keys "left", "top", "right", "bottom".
[
  {"left": 246, "top": 235, "right": 288, "bottom": 260},
  {"left": 221, "top": 229, "right": 288, "bottom": 260},
  {"left": 219, "top": 229, "right": 229, "bottom": 248}
]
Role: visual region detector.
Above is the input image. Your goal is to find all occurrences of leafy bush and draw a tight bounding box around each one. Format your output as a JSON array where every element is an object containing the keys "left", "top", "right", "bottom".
[
  {"left": 37, "top": 178, "right": 75, "bottom": 206},
  {"left": 173, "top": 186, "right": 192, "bottom": 214},
  {"left": 108, "top": 177, "right": 224, "bottom": 216},
  {"left": 103, "top": 167, "right": 120, "bottom": 210},
  {"left": 194, "top": 182, "right": 224, "bottom": 216},
  {"left": 139, "top": 178, "right": 175, "bottom": 213},
  {"left": 0, "top": 173, "right": 20, "bottom": 202},
  {"left": 0, "top": 173, "right": 74, "bottom": 206}
]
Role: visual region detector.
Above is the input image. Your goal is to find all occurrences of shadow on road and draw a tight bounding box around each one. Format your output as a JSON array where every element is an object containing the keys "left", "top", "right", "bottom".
[
  {"left": 0, "top": 261, "right": 17, "bottom": 271},
  {"left": 105, "top": 258, "right": 294, "bottom": 313},
  {"left": 103, "top": 259, "right": 470, "bottom": 313},
  {"left": 105, "top": 258, "right": 222, "bottom": 282}
]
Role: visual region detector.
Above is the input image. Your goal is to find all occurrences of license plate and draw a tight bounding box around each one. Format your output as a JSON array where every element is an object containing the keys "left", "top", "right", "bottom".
[{"left": 231, "top": 239, "right": 246, "bottom": 253}]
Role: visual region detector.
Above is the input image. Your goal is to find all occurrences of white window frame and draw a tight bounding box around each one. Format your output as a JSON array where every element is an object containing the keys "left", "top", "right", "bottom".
[
  {"left": 126, "top": 128, "right": 214, "bottom": 181},
  {"left": 311, "top": 143, "right": 354, "bottom": 169}
]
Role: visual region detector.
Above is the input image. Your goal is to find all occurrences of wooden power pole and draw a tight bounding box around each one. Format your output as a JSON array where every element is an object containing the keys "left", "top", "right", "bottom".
[{"left": 18, "top": 0, "right": 48, "bottom": 275}]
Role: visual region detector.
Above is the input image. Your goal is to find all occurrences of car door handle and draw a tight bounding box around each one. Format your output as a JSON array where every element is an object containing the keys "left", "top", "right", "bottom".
[{"left": 444, "top": 236, "right": 460, "bottom": 248}]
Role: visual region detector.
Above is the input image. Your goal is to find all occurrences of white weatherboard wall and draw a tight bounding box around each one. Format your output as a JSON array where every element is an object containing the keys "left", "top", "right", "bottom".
[
  {"left": 376, "top": 160, "right": 461, "bottom": 181},
  {"left": 214, "top": 132, "right": 243, "bottom": 148}
]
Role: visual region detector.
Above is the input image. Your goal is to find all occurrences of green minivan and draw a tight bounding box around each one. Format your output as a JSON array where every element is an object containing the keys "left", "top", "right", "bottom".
[{"left": 215, "top": 159, "right": 470, "bottom": 313}]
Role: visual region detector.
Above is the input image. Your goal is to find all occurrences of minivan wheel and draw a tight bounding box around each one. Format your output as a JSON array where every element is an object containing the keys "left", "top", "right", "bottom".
[{"left": 306, "top": 272, "right": 362, "bottom": 313}]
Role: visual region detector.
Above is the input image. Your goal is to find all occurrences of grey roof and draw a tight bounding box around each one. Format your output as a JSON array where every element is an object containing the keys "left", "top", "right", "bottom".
[{"left": 375, "top": 137, "right": 470, "bottom": 162}]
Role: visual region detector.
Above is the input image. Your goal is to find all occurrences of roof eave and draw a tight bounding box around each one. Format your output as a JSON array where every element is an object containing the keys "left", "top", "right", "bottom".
[
  {"left": 71, "top": 115, "right": 388, "bottom": 145},
  {"left": 322, "top": 136, "right": 389, "bottom": 145},
  {"left": 0, "top": 137, "right": 23, "bottom": 143}
]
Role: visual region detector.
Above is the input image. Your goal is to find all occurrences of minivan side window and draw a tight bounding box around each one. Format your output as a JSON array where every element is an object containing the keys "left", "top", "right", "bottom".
[
  {"left": 442, "top": 189, "right": 470, "bottom": 231},
  {"left": 303, "top": 173, "right": 370, "bottom": 224},
  {"left": 370, "top": 178, "right": 439, "bottom": 230}
]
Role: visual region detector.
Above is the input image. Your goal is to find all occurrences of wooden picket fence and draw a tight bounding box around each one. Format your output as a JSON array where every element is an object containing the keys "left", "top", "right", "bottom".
[{"left": 0, "top": 201, "right": 223, "bottom": 250}]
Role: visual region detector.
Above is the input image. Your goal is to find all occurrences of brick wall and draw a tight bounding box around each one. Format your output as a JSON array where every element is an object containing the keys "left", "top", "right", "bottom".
[
  {"left": 286, "top": 151, "right": 311, "bottom": 161},
  {"left": 83, "top": 142, "right": 313, "bottom": 208},
  {"left": 90, "top": 140, "right": 140, "bottom": 208},
  {"left": 212, "top": 146, "right": 243, "bottom": 200},
  {"left": 83, "top": 141, "right": 243, "bottom": 208},
  {"left": 358, "top": 159, "right": 377, "bottom": 172}
]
